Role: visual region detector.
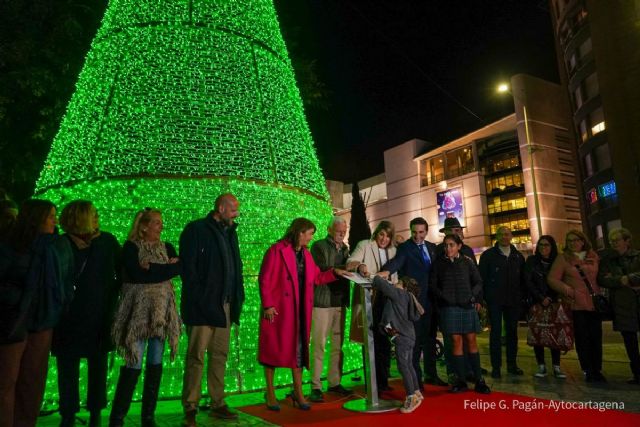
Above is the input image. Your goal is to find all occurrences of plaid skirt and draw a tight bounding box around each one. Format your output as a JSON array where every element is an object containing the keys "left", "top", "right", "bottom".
[{"left": 440, "top": 306, "right": 481, "bottom": 334}]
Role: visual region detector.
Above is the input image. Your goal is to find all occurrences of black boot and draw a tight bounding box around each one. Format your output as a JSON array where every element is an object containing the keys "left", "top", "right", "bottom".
[
  {"left": 449, "top": 355, "right": 468, "bottom": 393},
  {"left": 109, "top": 367, "right": 141, "bottom": 427},
  {"left": 141, "top": 364, "right": 163, "bottom": 427}
]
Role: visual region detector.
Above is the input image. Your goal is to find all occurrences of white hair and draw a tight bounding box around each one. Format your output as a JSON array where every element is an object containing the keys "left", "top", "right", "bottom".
[{"left": 328, "top": 216, "right": 347, "bottom": 229}]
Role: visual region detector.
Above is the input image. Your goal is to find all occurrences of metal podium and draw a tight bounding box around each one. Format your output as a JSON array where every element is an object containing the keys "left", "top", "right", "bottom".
[{"left": 343, "top": 281, "right": 401, "bottom": 412}]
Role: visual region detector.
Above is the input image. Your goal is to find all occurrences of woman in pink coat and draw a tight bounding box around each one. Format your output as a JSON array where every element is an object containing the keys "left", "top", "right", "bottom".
[
  {"left": 547, "top": 229, "right": 604, "bottom": 383},
  {"left": 259, "top": 217, "right": 348, "bottom": 411}
]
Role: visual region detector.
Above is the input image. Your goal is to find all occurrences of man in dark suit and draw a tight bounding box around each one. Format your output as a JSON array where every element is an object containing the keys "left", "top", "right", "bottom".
[{"left": 381, "top": 217, "right": 447, "bottom": 388}]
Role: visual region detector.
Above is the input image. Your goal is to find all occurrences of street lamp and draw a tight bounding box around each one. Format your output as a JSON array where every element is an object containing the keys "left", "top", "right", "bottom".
[{"left": 497, "top": 82, "right": 543, "bottom": 240}]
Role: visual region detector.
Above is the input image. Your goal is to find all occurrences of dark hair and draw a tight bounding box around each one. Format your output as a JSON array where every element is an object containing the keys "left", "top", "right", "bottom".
[
  {"left": 372, "top": 220, "right": 395, "bottom": 244},
  {"left": 409, "top": 217, "right": 428, "bottom": 231},
  {"left": 282, "top": 217, "right": 316, "bottom": 248},
  {"left": 443, "top": 233, "right": 463, "bottom": 246},
  {"left": 400, "top": 276, "right": 420, "bottom": 298},
  {"left": 9, "top": 199, "right": 56, "bottom": 252},
  {"left": 535, "top": 234, "right": 558, "bottom": 261}
]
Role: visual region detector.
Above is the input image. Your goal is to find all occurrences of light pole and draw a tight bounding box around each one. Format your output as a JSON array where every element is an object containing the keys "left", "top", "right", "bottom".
[{"left": 497, "top": 83, "right": 543, "bottom": 240}]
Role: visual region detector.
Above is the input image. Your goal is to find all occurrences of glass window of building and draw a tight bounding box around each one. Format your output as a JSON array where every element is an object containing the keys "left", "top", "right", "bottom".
[
  {"left": 579, "top": 120, "right": 588, "bottom": 143},
  {"left": 590, "top": 107, "right": 605, "bottom": 135},
  {"left": 573, "top": 86, "right": 583, "bottom": 109},
  {"left": 594, "top": 224, "right": 604, "bottom": 249},
  {"left": 487, "top": 194, "right": 527, "bottom": 214},
  {"left": 421, "top": 154, "right": 445, "bottom": 186},
  {"left": 485, "top": 171, "right": 524, "bottom": 193},
  {"left": 594, "top": 143, "right": 612, "bottom": 171},
  {"left": 584, "top": 152, "right": 594, "bottom": 177},
  {"left": 578, "top": 38, "right": 592, "bottom": 59},
  {"left": 445, "top": 146, "right": 475, "bottom": 179},
  {"left": 584, "top": 72, "right": 599, "bottom": 100},
  {"left": 489, "top": 212, "right": 529, "bottom": 235}
]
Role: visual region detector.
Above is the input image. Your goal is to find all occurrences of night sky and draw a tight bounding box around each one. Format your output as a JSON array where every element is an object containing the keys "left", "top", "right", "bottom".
[{"left": 275, "top": 0, "right": 560, "bottom": 184}]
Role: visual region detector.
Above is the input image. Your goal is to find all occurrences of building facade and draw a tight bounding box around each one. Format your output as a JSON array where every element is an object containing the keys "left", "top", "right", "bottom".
[
  {"left": 330, "top": 75, "right": 582, "bottom": 255},
  {"left": 549, "top": 0, "right": 640, "bottom": 247}
]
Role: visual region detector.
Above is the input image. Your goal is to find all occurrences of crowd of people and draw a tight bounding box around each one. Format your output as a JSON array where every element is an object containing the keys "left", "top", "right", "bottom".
[{"left": 1, "top": 192, "right": 640, "bottom": 424}]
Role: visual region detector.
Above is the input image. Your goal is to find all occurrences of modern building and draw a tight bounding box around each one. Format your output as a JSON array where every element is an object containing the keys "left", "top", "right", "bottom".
[
  {"left": 329, "top": 74, "right": 582, "bottom": 255},
  {"left": 549, "top": 0, "right": 640, "bottom": 247}
]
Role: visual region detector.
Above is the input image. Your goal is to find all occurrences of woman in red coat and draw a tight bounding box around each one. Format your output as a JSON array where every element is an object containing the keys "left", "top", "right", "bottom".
[{"left": 259, "top": 217, "right": 349, "bottom": 411}]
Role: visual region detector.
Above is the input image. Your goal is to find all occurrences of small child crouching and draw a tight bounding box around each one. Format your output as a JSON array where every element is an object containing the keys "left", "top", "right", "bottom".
[{"left": 372, "top": 275, "right": 424, "bottom": 414}]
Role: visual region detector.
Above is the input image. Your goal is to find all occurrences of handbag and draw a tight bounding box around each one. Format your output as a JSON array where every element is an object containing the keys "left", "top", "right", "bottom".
[
  {"left": 575, "top": 264, "right": 613, "bottom": 320},
  {"left": 527, "top": 301, "right": 574, "bottom": 351}
]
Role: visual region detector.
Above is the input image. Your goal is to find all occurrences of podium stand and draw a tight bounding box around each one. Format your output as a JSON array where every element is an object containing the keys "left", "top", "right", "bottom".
[{"left": 343, "top": 282, "right": 400, "bottom": 413}]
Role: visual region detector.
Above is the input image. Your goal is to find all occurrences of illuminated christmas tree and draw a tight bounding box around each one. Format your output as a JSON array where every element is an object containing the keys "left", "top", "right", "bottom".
[{"left": 36, "top": 0, "right": 360, "bottom": 403}]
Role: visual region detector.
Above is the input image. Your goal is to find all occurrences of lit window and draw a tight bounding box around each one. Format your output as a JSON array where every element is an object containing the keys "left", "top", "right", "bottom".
[{"left": 592, "top": 121, "right": 605, "bottom": 135}]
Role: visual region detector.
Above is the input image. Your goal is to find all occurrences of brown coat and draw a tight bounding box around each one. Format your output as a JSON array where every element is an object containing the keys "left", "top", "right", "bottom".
[{"left": 548, "top": 250, "right": 600, "bottom": 311}]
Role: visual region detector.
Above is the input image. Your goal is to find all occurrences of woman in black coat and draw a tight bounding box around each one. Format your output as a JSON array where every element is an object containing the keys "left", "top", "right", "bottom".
[
  {"left": 52, "top": 200, "right": 121, "bottom": 427},
  {"left": 0, "top": 199, "right": 73, "bottom": 427},
  {"left": 432, "top": 234, "right": 489, "bottom": 394},
  {"left": 525, "top": 235, "right": 566, "bottom": 379}
]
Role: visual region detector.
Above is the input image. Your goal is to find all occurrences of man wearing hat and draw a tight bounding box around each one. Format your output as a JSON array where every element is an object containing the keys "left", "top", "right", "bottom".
[{"left": 436, "top": 217, "right": 476, "bottom": 263}]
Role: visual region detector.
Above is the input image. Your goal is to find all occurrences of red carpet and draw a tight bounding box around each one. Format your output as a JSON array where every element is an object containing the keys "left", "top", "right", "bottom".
[{"left": 239, "top": 382, "right": 640, "bottom": 426}]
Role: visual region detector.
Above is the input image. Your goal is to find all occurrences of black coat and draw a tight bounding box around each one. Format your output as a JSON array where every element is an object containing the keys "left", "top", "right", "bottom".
[
  {"left": 382, "top": 239, "right": 437, "bottom": 307},
  {"left": 524, "top": 255, "right": 558, "bottom": 304},
  {"left": 598, "top": 248, "right": 640, "bottom": 332},
  {"left": 478, "top": 244, "right": 526, "bottom": 307},
  {"left": 52, "top": 232, "right": 121, "bottom": 357},
  {"left": 432, "top": 255, "right": 483, "bottom": 307},
  {"left": 179, "top": 213, "right": 244, "bottom": 327}
]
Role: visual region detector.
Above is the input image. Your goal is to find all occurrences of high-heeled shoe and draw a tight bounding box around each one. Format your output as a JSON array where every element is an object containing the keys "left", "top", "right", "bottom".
[
  {"left": 288, "top": 392, "right": 311, "bottom": 410},
  {"left": 264, "top": 393, "right": 280, "bottom": 411}
]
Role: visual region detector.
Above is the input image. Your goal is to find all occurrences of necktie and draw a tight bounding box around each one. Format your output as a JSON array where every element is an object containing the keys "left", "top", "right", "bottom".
[{"left": 418, "top": 243, "right": 430, "bottom": 267}]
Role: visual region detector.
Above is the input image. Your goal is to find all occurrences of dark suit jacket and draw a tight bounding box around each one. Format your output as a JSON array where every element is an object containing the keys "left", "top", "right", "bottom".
[{"left": 382, "top": 239, "right": 437, "bottom": 306}]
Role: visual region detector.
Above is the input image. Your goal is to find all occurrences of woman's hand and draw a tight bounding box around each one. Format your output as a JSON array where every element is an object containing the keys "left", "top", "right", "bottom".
[
  {"left": 346, "top": 260, "right": 361, "bottom": 271},
  {"left": 263, "top": 307, "right": 278, "bottom": 323},
  {"left": 140, "top": 260, "right": 150, "bottom": 270},
  {"left": 334, "top": 268, "right": 352, "bottom": 278},
  {"left": 357, "top": 264, "right": 370, "bottom": 277},
  {"left": 168, "top": 257, "right": 180, "bottom": 264}
]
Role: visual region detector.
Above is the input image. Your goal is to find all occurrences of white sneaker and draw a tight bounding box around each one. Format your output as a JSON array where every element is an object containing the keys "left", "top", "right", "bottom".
[
  {"left": 400, "top": 394, "right": 422, "bottom": 414},
  {"left": 534, "top": 364, "right": 547, "bottom": 378},
  {"left": 414, "top": 390, "right": 424, "bottom": 401},
  {"left": 553, "top": 365, "right": 567, "bottom": 379}
]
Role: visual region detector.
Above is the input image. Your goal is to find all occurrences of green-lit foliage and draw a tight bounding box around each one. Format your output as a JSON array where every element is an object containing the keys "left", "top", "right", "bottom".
[{"left": 35, "top": 0, "right": 361, "bottom": 406}]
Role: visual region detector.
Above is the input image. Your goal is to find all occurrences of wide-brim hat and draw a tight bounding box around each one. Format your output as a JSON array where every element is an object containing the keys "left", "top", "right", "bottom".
[{"left": 439, "top": 217, "right": 465, "bottom": 233}]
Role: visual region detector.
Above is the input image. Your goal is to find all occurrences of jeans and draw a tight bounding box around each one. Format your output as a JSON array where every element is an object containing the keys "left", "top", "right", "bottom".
[{"left": 128, "top": 338, "right": 165, "bottom": 369}]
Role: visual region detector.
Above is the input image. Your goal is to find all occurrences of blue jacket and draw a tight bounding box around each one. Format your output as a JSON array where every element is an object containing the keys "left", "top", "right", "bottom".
[
  {"left": 382, "top": 239, "right": 436, "bottom": 307},
  {"left": 179, "top": 213, "right": 244, "bottom": 327}
]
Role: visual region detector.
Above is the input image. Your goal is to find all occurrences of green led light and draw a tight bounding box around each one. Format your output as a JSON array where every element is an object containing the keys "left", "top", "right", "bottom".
[{"left": 35, "top": 0, "right": 362, "bottom": 406}]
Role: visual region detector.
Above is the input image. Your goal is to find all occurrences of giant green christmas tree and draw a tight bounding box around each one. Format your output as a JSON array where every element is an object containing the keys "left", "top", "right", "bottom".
[{"left": 35, "top": 0, "right": 360, "bottom": 404}]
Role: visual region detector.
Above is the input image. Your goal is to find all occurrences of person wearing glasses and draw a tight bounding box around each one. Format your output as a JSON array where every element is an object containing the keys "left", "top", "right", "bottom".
[
  {"left": 548, "top": 230, "right": 604, "bottom": 382},
  {"left": 598, "top": 228, "right": 640, "bottom": 384},
  {"left": 524, "top": 235, "right": 566, "bottom": 379}
]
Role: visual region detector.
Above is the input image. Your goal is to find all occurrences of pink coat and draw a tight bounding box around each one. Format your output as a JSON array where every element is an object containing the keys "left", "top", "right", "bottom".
[
  {"left": 258, "top": 240, "right": 336, "bottom": 368},
  {"left": 548, "top": 250, "right": 600, "bottom": 311}
]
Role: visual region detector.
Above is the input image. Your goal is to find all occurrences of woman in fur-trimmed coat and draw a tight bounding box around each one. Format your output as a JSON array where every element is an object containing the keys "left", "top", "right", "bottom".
[{"left": 110, "top": 209, "right": 181, "bottom": 427}]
